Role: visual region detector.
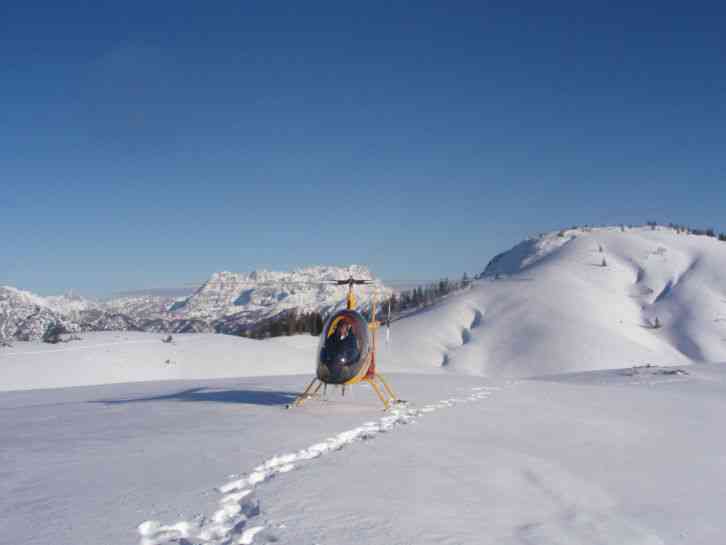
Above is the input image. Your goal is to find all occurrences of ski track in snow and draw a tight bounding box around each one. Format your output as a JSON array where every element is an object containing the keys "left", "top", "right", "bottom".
[{"left": 137, "top": 384, "right": 504, "bottom": 545}]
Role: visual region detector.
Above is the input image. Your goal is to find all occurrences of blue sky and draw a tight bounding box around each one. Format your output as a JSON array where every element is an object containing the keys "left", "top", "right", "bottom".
[{"left": 2, "top": 1, "right": 725, "bottom": 296}]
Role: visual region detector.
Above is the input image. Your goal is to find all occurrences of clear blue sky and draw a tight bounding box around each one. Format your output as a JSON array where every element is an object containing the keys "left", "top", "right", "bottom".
[{"left": 2, "top": 1, "right": 724, "bottom": 296}]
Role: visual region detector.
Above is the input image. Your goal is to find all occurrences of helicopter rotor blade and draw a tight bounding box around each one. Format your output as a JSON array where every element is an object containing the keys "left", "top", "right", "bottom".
[
  {"left": 328, "top": 278, "right": 375, "bottom": 286},
  {"left": 180, "top": 277, "right": 440, "bottom": 289},
  {"left": 182, "top": 279, "right": 375, "bottom": 288}
]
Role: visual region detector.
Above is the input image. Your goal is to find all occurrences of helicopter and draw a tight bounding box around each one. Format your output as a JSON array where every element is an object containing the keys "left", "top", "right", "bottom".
[
  {"left": 180, "top": 271, "right": 404, "bottom": 409},
  {"left": 288, "top": 276, "right": 402, "bottom": 410}
]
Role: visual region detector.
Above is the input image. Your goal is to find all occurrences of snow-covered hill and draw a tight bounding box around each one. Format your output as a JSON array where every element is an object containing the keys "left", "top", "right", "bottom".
[{"left": 385, "top": 225, "right": 726, "bottom": 376}]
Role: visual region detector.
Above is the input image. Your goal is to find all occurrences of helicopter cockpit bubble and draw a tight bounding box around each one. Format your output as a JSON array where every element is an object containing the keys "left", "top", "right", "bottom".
[{"left": 316, "top": 309, "right": 371, "bottom": 384}]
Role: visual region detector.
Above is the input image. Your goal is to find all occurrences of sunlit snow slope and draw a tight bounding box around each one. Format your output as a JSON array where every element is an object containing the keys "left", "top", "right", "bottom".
[{"left": 385, "top": 226, "right": 726, "bottom": 377}]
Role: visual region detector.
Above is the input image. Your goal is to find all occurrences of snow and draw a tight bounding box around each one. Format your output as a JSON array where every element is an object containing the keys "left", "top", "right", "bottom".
[
  {"left": 0, "top": 285, "right": 52, "bottom": 309},
  {"left": 170, "top": 265, "right": 391, "bottom": 322},
  {"left": 4, "top": 369, "right": 726, "bottom": 545},
  {"left": 3, "top": 226, "right": 726, "bottom": 544},
  {"left": 0, "top": 285, "right": 83, "bottom": 341},
  {"left": 44, "top": 292, "right": 100, "bottom": 315},
  {"left": 0, "top": 332, "right": 316, "bottom": 392},
  {"left": 385, "top": 226, "right": 726, "bottom": 376},
  {"left": 1, "top": 265, "right": 392, "bottom": 341},
  {"left": 0, "top": 286, "right": 98, "bottom": 318}
]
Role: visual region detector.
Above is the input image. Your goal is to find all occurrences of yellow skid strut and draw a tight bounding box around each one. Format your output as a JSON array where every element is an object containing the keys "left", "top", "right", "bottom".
[
  {"left": 290, "top": 378, "right": 323, "bottom": 408},
  {"left": 289, "top": 374, "right": 401, "bottom": 410},
  {"left": 363, "top": 374, "right": 400, "bottom": 410}
]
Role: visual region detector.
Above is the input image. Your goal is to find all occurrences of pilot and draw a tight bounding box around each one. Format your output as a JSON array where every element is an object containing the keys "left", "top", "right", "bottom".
[{"left": 331, "top": 320, "right": 358, "bottom": 360}]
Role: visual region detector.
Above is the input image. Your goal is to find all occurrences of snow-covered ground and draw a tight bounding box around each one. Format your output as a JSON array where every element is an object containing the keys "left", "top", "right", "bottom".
[
  {"left": 4, "top": 366, "right": 726, "bottom": 545},
  {"left": 0, "top": 332, "right": 316, "bottom": 392},
  {"left": 3, "top": 226, "right": 726, "bottom": 544}
]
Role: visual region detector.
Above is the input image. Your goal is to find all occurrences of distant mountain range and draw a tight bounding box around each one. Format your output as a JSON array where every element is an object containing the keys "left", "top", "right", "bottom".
[{"left": 0, "top": 265, "right": 390, "bottom": 342}]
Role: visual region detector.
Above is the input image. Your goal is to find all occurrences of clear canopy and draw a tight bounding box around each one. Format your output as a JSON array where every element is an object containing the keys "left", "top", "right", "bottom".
[{"left": 316, "top": 310, "right": 370, "bottom": 384}]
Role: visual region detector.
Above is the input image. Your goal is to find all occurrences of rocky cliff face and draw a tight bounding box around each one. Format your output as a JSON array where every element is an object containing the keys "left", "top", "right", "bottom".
[
  {"left": 0, "top": 265, "right": 390, "bottom": 342},
  {"left": 172, "top": 265, "right": 388, "bottom": 322},
  {"left": 0, "top": 287, "right": 81, "bottom": 342}
]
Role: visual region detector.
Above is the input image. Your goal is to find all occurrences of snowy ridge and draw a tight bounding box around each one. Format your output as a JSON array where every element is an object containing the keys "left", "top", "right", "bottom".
[
  {"left": 0, "top": 286, "right": 82, "bottom": 341},
  {"left": 481, "top": 229, "right": 576, "bottom": 277},
  {"left": 103, "top": 295, "right": 177, "bottom": 320},
  {"left": 44, "top": 292, "right": 100, "bottom": 315}
]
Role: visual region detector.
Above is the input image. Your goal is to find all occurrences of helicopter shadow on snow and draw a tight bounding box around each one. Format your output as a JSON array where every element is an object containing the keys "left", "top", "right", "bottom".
[{"left": 90, "top": 386, "right": 298, "bottom": 407}]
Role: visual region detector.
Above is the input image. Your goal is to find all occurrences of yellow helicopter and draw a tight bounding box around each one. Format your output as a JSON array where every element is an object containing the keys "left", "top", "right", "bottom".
[{"left": 289, "top": 277, "right": 401, "bottom": 410}]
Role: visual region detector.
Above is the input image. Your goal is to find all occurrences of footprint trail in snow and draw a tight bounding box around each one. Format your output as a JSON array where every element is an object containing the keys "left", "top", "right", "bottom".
[{"left": 137, "top": 384, "right": 503, "bottom": 545}]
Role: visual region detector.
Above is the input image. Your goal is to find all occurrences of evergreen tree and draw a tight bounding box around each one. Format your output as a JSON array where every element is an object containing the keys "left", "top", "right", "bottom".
[
  {"left": 437, "top": 279, "right": 446, "bottom": 296},
  {"left": 269, "top": 320, "right": 282, "bottom": 337},
  {"left": 43, "top": 323, "right": 67, "bottom": 344},
  {"left": 286, "top": 311, "right": 297, "bottom": 336}
]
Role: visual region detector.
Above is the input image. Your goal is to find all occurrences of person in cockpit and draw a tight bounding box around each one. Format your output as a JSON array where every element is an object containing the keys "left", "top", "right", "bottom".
[{"left": 329, "top": 320, "right": 358, "bottom": 362}]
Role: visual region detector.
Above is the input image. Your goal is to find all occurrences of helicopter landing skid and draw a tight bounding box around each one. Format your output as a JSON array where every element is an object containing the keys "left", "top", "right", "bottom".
[
  {"left": 286, "top": 377, "right": 324, "bottom": 409},
  {"left": 286, "top": 374, "right": 402, "bottom": 411},
  {"left": 365, "top": 373, "right": 401, "bottom": 410}
]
